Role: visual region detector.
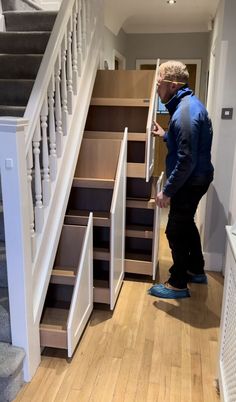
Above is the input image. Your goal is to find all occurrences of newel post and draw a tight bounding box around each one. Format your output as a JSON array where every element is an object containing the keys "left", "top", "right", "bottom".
[{"left": 0, "top": 117, "right": 41, "bottom": 381}]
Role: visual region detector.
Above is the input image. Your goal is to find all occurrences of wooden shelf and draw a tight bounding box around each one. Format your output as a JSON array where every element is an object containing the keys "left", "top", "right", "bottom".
[
  {"left": 84, "top": 130, "right": 146, "bottom": 142},
  {"left": 126, "top": 225, "right": 153, "bottom": 239},
  {"left": 73, "top": 177, "right": 115, "bottom": 189},
  {"left": 93, "top": 280, "right": 110, "bottom": 304},
  {"left": 125, "top": 259, "right": 153, "bottom": 276},
  {"left": 40, "top": 307, "right": 68, "bottom": 349},
  {"left": 91, "top": 97, "right": 150, "bottom": 107},
  {"left": 65, "top": 210, "right": 110, "bottom": 227},
  {"left": 127, "top": 163, "right": 146, "bottom": 178},
  {"left": 93, "top": 248, "right": 110, "bottom": 261},
  {"left": 50, "top": 266, "right": 76, "bottom": 286},
  {"left": 126, "top": 198, "right": 155, "bottom": 209}
]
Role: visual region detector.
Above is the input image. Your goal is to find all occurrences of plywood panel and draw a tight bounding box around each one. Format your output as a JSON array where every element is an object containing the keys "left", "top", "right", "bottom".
[{"left": 92, "top": 70, "right": 155, "bottom": 99}]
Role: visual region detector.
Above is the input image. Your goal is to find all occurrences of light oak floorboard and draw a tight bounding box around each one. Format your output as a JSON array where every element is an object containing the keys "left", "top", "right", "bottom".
[{"left": 15, "top": 229, "right": 223, "bottom": 402}]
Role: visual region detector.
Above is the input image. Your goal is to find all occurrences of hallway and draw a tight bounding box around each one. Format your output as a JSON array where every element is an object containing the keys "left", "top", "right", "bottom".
[{"left": 15, "top": 224, "right": 223, "bottom": 402}]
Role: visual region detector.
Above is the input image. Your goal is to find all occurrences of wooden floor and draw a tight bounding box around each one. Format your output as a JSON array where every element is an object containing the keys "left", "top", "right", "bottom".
[{"left": 15, "top": 230, "right": 223, "bottom": 402}]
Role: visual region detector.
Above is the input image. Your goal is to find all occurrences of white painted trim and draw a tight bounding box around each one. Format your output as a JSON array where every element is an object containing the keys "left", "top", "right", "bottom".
[
  {"left": 136, "top": 58, "right": 201, "bottom": 97},
  {"left": 112, "top": 49, "right": 126, "bottom": 70},
  {"left": 203, "top": 251, "right": 223, "bottom": 272}
]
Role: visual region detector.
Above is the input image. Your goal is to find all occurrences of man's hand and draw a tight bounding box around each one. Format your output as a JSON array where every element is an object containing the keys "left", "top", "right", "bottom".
[
  {"left": 152, "top": 121, "right": 165, "bottom": 137},
  {"left": 156, "top": 191, "right": 170, "bottom": 208}
]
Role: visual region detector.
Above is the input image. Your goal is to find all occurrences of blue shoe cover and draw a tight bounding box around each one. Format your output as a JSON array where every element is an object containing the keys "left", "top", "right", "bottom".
[
  {"left": 148, "top": 284, "right": 190, "bottom": 299},
  {"left": 187, "top": 274, "right": 208, "bottom": 284}
]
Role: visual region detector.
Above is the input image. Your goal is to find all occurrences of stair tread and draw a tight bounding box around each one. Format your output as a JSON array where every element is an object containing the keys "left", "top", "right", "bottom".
[
  {"left": 4, "top": 10, "right": 57, "bottom": 32},
  {"left": 0, "top": 342, "right": 25, "bottom": 377}
]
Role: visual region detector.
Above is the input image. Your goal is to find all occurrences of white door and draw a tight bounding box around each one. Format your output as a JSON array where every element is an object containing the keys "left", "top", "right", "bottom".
[
  {"left": 67, "top": 213, "right": 93, "bottom": 357},
  {"left": 145, "top": 59, "right": 160, "bottom": 182},
  {"left": 152, "top": 172, "right": 164, "bottom": 280},
  {"left": 110, "top": 129, "right": 127, "bottom": 309}
]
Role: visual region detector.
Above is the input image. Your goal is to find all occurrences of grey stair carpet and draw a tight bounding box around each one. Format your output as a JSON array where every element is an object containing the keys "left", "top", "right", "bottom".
[
  {"left": 0, "top": 8, "right": 57, "bottom": 399},
  {"left": 0, "top": 288, "right": 11, "bottom": 343},
  {"left": 4, "top": 11, "right": 57, "bottom": 32},
  {"left": 0, "top": 342, "right": 25, "bottom": 402},
  {"left": 1, "top": 0, "right": 41, "bottom": 11},
  {"left": 0, "top": 32, "right": 51, "bottom": 54},
  {"left": 0, "top": 10, "right": 56, "bottom": 116},
  {"left": 0, "top": 242, "right": 7, "bottom": 288}
]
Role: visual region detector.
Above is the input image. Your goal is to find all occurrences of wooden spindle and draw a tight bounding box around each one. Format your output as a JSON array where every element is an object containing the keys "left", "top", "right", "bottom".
[
  {"left": 67, "top": 17, "right": 73, "bottom": 114},
  {"left": 55, "top": 55, "right": 63, "bottom": 155},
  {"left": 61, "top": 35, "right": 68, "bottom": 136},
  {"left": 41, "top": 98, "right": 51, "bottom": 206},
  {"left": 33, "top": 121, "right": 44, "bottom": 233},
  {"left": 48, "top": 76, "right": 57, "bottom": 180}
]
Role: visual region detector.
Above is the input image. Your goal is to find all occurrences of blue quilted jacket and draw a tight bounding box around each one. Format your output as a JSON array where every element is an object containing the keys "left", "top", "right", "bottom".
[{"left": 162, "top": 86, "right": 214, "bottom": 198}]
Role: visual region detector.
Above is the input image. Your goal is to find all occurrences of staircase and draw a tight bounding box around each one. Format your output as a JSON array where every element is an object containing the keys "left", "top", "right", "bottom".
[
  {"left": 0, "top": 4, "right": 57, "bottom": 400},
  {"left": 0, "top": 0, "right": 102, "bottom": 395}
]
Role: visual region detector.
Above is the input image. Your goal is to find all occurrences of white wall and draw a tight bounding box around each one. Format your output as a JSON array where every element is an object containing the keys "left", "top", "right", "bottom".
[
  {"left": 202, "top": 0, "right": 236, "bottom": 271},
  {"left": 102, "top": 26, "right": 127, "bottom": 70}
]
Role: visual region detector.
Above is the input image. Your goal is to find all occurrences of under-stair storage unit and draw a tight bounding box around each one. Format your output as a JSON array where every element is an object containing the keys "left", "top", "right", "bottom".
[
  {"left": 125, "top": 172, "right": 163, "bottom": 279},
  {"left": 85, "top": 66, "right": 163, "bottom": 279},
  {"left": 40, "top": 214, "right": 93, "bottom": 357},
  {"left": 85, "top": 68, "right": 158, "bottom": 182},
  {"left": 65, "top": 132, "right": 127, "bottom": 309}
]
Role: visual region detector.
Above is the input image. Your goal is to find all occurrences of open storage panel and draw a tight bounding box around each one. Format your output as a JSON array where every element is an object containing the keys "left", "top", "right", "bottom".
[
  {"left": 40, "top": 215, "right": 93, "bottom": 357},
  {"left": 85, "top": 67, "right": 159, "bottom": 181},
  {"left": 65, "top": 132, "right": 127, "bottom": 309},
  {"left": 125, "top": 172, "right": 164, "bottom": 279}
]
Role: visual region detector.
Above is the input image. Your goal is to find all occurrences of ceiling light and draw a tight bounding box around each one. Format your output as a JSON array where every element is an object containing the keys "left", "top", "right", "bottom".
[{"left": 167, "top": 0, "right": 176, "bottom": 4}]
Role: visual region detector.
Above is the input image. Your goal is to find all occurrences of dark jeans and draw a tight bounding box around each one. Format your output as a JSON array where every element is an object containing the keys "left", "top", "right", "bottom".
[{"left": 166, "top": 181, "right": 211, "bottom": 289}]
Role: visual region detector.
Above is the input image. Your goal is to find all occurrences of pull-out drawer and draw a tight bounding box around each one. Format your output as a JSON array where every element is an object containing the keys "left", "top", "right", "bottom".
[
  {"left": 66, "top": 133, "right": 127, "bottom": 309},
  {"left": 125, "top": 173, "right": 164, "bottom": 280},
  {"left": 40, "top": 215, "right": 93, "bottom": 357}
]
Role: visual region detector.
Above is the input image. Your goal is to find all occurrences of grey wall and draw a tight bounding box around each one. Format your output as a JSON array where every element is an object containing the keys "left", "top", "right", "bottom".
[
  {"left": 125, "top": 32, "right": 210, "bottom": 102},
  {"left": 103, "top": 26, "right": 127, "bottom": 70},
  {"left": 202, "top": 0, "right": 236, "bottom": 270}
]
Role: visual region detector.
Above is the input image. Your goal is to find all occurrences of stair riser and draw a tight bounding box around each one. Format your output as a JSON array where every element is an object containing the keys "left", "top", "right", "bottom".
[
  {"left": 0, "top": 81, "right": 34, "bottom": 106},
  {"left": 4, "top": 11, "right": 57, "bottom": 32},
  {"left": 0, "top": 368, "right": 24, "bottom": 402},
  {"left": 0, "top": 291, "right": 11, "bottom": 343},
  {"left": 0, "top": 55, "right": 42, "bottom": 79},
  {"left": 0, "top": 32, "right": 50, "bottom": 54}
]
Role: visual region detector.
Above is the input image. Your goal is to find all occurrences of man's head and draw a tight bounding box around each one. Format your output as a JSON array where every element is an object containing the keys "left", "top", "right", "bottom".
[{"left": 157, "top": 60, "right": 189, "bottom": 104}]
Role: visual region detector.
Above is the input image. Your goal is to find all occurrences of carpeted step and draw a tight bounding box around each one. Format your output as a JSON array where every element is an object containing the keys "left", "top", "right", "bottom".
[
  {"left": 0, "top": 288, "right": 11, "bottom": 343},
  {"left": 0, "top": 342, "right": 25, "bottom": 402},
  {"left": 0, "top": 79, "right": 34, "bottom": 106},
  {"left": 0, "top": 32, "right": 51, "bottom": 54},
  {"left": 1, "top": 0, "right": 41, "bottom": 11},
  {"left": 0, "top": 54, "right": 43, "bottom": 79},
  {"left": 0, "top": 206, "right": 5, "bottom": 242},
  {"left": 0, "top": 244, "right": 7, "bottom": 289},
  {"left": 4, "top": 11, "right": 57, "bottom": 32},
  {"left": 0, "top": 106, "right": 25, "bottom": 117}
]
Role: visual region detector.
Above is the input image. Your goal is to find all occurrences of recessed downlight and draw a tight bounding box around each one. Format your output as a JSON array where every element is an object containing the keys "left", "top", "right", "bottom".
[{"left": 167, "top": 0, "right": 176, "bottom": 4}]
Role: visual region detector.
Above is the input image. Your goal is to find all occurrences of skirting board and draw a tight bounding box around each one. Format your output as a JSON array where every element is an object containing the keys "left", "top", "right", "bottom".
[{"left": 203, "top": 251, "right": 223, "bottom": 272}]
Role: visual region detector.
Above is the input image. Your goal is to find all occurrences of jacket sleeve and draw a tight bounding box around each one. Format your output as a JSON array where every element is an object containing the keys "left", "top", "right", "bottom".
[{"left": 163, "top": 110, "right": 200, "bottom": 197}]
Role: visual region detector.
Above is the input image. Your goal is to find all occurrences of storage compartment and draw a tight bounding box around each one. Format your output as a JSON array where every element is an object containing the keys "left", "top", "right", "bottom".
[
  {"left": 86, "top": 105, "right": 149, "bottom": 133},
  {"left": 126, "top": 177, "right": 154, "bottom": 200},
  {"left": 127, "top": 141, "right": 145, "bottom": 163},
  {"left": 66, "top": 133, "right": 127, "bottom": 309},
  {"left": 126, "top": 207, "right": 154, "bottom": 227},
  {"left": 40, "top": 219, "right": 93, "bottom": 357}
]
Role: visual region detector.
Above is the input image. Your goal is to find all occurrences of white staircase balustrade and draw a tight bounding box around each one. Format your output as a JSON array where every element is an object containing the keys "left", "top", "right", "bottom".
[{"left": 0, "top": 0, "right": 103, "bottom": 381}]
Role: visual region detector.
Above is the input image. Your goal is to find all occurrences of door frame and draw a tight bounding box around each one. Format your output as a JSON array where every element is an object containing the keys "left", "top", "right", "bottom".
[{"left": 136, "top": 58, "right": 201, "bottom": 97}]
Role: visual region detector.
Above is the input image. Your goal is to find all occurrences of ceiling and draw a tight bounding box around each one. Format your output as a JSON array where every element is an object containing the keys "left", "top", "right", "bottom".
[{"left": 104, "top": 0, "right": 220, "bottom": 35}]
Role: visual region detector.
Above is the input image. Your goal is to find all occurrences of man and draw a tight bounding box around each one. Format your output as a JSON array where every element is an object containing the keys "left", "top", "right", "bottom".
[{"left": 149, "top": 60, "right": 214, "bottom": 299}]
